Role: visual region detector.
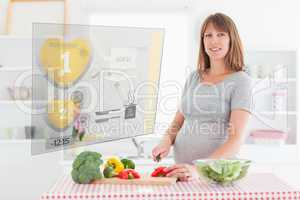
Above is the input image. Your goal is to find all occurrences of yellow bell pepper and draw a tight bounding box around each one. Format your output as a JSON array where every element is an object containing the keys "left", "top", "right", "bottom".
[{"left": 105, "top": 156, "right": 124, "bottom": 174}]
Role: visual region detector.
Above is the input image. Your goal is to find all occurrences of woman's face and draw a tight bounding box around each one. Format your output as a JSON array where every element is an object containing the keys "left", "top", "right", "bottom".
[{"left": 203, "top": 23, "right": 230, "bottom": 61}]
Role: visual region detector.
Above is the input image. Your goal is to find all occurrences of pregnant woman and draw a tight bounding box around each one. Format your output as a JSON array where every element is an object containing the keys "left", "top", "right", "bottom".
[{"left": 152, "top": 13, "right": 253, "bottom": 181}]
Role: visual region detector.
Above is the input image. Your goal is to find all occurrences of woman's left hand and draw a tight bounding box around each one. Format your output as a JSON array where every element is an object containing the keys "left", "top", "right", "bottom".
[{"left": 165, "top": 164, "right": 197, "bottom": 181}]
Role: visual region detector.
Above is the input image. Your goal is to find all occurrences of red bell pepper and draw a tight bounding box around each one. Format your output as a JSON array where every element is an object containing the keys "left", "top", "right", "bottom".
[
  {"left": 118, "top": 169, "right": 141, "bottom": 179},
  {"left": 151, "top": 166, "right": 170, "bottom": 177}
]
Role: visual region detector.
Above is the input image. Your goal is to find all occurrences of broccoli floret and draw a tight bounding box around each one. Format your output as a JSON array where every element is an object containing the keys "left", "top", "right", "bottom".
[{"left": 71, "top": 151, "right": 103, "bottom": 184}]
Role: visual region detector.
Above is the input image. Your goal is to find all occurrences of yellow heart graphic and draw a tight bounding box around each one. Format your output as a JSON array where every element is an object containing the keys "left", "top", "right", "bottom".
[
  {"left": 47, "top": 100, "right": 76, "bottom": 130},
  {"left": 40, "top": 38, "right": 91, "bottom": 87}
]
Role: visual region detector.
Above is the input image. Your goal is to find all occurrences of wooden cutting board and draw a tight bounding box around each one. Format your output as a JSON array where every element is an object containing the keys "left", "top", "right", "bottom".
[{"left": 92, "top": 174, "right": 177, "bottom": 185}]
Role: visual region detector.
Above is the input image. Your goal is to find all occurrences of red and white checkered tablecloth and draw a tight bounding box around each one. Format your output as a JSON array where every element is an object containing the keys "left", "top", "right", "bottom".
[{"left": 41, "top": 173, "right": 300, "bottom": 200}]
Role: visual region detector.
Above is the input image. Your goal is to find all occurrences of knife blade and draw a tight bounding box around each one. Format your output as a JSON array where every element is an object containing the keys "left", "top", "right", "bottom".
[
  {"left": 153, "top": 153, "right": 162, "bottom": 170},
  {"left": 155, "top": 153, "right": 161, "bottom": 162}
]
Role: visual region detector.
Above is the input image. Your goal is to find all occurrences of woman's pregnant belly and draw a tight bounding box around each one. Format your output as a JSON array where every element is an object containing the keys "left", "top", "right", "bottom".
[{"left": 173, "top": 118, "right": 228, "bottom": 164}]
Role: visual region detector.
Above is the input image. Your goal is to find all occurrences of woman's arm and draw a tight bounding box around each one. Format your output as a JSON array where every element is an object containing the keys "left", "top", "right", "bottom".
[
  {"left": 161, "top": 110, "right": 185, "bottom": 146},
  {"left": 208, "top": 109, "right": 250, "bottom": 159},
  {"left": 152, "top": 110, "right": 185, "bottom": 160}
]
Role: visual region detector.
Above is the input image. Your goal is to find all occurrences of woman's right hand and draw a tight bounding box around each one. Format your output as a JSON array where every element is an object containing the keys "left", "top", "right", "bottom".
[
  {"left": 152, "top": 111, "right": 183, "bottom": 161},
  {"left": 152, "top": 141, "right": 171, "bottom": 161}
]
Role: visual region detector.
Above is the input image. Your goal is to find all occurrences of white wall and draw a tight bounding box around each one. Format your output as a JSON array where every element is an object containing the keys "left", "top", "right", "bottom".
[{"left": 188, "top": 0, "right": 300, "bottom": 66}]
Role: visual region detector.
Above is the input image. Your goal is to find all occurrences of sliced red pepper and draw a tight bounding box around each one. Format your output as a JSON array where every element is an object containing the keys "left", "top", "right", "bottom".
[
  {"left": 128, "top": 169, "right": 141, "bottom": 179},
  {"left": 118, "top": 169, "right": 140, "bottom": 179},
  {"left": 151, "top": 166, "right": 170, "bottom": 177},
  {"left": 118, "top": 170, "right": 129, "bottom": 179}
]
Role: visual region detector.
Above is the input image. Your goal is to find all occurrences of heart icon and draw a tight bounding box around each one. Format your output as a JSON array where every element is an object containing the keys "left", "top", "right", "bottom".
[
  {"left": 39, "top": 38, "right": 92, "bottom": 87},
  {"left": 47, "top": 99, "right": 76, "bottom": 130}
]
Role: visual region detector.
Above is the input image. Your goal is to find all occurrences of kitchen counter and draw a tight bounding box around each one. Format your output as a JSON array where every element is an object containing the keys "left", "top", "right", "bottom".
[
  {"left": 41, "top": 172, "right": 300, "bottom": 200},
  {"left": 40, "top": 160, "right": 300, "bottom": 200},
  {"left": 247, "top": 162, "right": 300, "bottom": 190}
]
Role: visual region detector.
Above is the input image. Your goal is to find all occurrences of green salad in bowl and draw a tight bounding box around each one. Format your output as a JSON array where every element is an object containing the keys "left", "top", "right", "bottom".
[{"left": 193, "top": 159, "right": 251, "bottom": 185}]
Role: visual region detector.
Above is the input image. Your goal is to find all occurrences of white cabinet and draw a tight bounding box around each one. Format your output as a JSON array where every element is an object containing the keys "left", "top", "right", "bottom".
[
  {"left": 242, "top": 50, "right": 299, "bottom": 162},
  {"left": 245, "top": 50, "right": 298, "bottom": 143}
]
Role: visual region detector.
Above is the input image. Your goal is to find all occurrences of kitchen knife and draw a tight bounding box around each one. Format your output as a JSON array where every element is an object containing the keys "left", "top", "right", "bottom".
[{"left": 153, "top": 153, "right": 162, "bottom": 170}]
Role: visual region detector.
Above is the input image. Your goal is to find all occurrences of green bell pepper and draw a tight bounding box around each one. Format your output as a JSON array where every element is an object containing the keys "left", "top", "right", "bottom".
[{"left": 121, "top": 158, "right": 135, "bottom": 169}]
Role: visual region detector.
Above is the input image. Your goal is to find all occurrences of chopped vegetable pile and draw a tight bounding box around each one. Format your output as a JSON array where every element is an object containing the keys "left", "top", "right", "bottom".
[{"left": 71, "top": 151, "right": 176, "bottom": 184}]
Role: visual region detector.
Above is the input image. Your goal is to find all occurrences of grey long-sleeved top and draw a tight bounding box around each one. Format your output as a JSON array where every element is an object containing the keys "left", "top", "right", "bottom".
[{"left": 173, "top": 70, "right": 253, "bottom": 164}]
